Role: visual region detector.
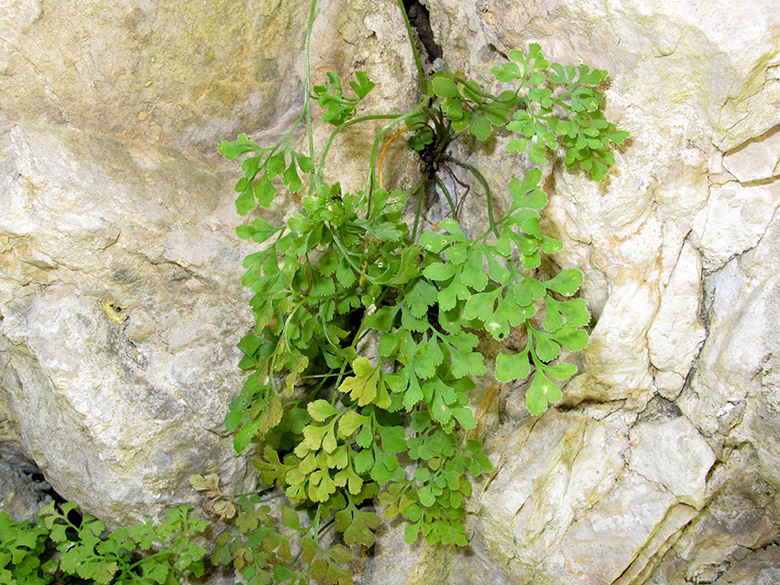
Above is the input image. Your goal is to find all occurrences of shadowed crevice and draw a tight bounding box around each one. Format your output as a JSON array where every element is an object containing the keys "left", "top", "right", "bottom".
[{"left": 402, "top": 0, "right": 442, "bottom": 63}]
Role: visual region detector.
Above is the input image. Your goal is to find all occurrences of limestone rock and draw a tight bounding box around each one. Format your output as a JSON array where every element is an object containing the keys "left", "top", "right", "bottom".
[
  {"left": 0, "top": 440, "right": 52, "bottom": 522},
  {"left": 723, "top": 130, "right": 780, "bottom": 183},
  {"left": 0, "top": 122, "right": 257, "bottom": 526},
  {"left": 647, "top": 445, "right": 780, "bottom": 583},
  {"left": 0, "top": 0, "right": 311, "bottom": 150},
  {"left": 647, "top": 242, "right": 706, "bottom": 397},
  {"left": 690, "top": 181, "right": 780, "bottom": 271},
  {"left": 475, "top": 411, "right": 628, "bottom": 584},
  {"left": 629, "top": 417, "right": 715, "bottom": 509}
]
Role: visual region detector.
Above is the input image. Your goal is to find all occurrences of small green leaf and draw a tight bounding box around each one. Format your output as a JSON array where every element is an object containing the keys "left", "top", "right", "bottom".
[
  {"left": 534, "top": 334, "right": 561, "bottom": 362},
  {"left": 338, "top": 357, "right": 379, "bottom": 406},
  {"left": 495, "top": 352, "right": 530, "bottom": 382},
  {"left": 464, "top": 290, "right": 497, "bottom": 322},
  {"left": 442, "top": 98, "right": 463, "bottom": 120},
  {"left": 469, "top": 115, "right": 492, "bottom": 141},
  {"left": 235, "top": 188, "right": 256, "bottom": 216},
  {"left": 378, "top": 425, "right": 407, "bottom": 454},
  {"left": 543, "top": 296, "right": 564, "bottom": 332},
  {"left": 552, "top": 325, "right": 589, "bottom": 351},
  {"left": 483, "top": 104, "right": 510, "bottom": 126},
  {"left": 451, "top": 351, "right": 486, "bottom": 378},
  {"left": 350, "top": 70, "right": 376, "bottom": 99},
  {"left": 254, "top": 178, "right": 276, "bottom": 207},
  {"left": 432, "top": 76, "right": 461, "bottom": 99},
  {"left": 461, "top": 249, "right": 488, "bottom": 291},
  {"left": 545, "top": 268, "right": 583, "bottom": 296},
  {"left": 273, "top": 565, "right": 297, "bottom": 582},
  {"left": 423, "top": 262, "right": 457, "bottom": 281},
  {"left": 541, "top": 235, "right": 563, "bottom": 254},
  {"left": 405, "top": 524, "right": 420, "bottom": 544},
  {"left": 218, "top": 134, "right": 260, "bottom": 159},
  {"left": 267, "top": 151, "right": 286, "bottom": 177},
  {"left": 543, "top": 362, "right": 578, "bottom": 380},
  {"left": 526, "top": 371, "right": 562, "bottom": 415},
  {"left": 507, "top": 138, "right": 528, "bottom": 153},
  {"left": 514, "top": 278, "right": 545, "bottom": 305},
  {"left": 365, "top": 305, "right": 400, "bottom": 332},
  {"left": 452, "top": 407, "right": 477, "bottom": 429},
  {"left": 283, "top": 162, "right": 303, "bottom": 193},
  {"left": 556, "top": 298, "right": 591, "bottom": 327},
  {"left": 189, "top": 473, "right": 220, "bottom": 492},
  {"left": 237, "top": 333, "right": 262, "bottom": 357},
  {"left": 404, "top": 279, "right": 438, "bottom": 319},
  {"left": 295, "top": 152, "right": 315, "bottom": 173},
  {"left": 336, "top": 258, "right": 357, "bottom": 287}
]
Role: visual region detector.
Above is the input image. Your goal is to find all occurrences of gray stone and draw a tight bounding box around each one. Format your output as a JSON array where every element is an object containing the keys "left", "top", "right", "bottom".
[{"left": 0, "top": 440, "right": 52, "bottom": 522}]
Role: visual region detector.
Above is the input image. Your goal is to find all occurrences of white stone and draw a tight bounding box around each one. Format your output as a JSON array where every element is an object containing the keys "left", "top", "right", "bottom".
[
  {"left": 723, "top": 131, "right": 780, "bottom": 183},
  {"left": 565, "top": 279, "right": 657, "bottom": 404},
  {"left": 477, "top": 412, "right": 627, "bottom": 584},
  {"left": 0, "top": 123, "right": 256, "bottom": 526},
  {"left": 691, "top": 181, "right": 780, "bottom": 271},
  {"left": 647, "top": 241, "right": 706, "bottom": 375},
  {"left": 654, "top": 370, "right": 686, "bottom": 400},
  {"left": 629, "top": 416, "right": 716, "bottom": 508},
  {"left": 539, "top": 472, "right": 681, "bottom": 585}
]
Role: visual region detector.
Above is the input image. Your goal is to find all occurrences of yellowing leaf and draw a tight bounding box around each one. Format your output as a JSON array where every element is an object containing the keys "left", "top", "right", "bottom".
[
  {"left": 338, "top": 358, "right": 379, "bottom": 406},
  {"left": 189, "top": 473, "right": 219, "bottom": 493},
  {"left": 338, "top": 411, "right": 370, "bottom": 438}
]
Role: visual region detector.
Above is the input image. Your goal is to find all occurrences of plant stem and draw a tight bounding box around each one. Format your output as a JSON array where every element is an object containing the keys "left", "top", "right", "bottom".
[
  {"left": 378, "top": 122, "right": 425, "bottom": 188},
  {"left": 411, "top": 174, "right": 427, "bottom": 242},
  {"left": 330, "top": 230, "right": 378, "bottom": 285},
  {"left": 453, "top": 77, "right": 502, "bottom": 102},
  {"left": 304, "top": 0, "right": 318, "bottom": 176},
  {"left": 434, "top": 176, "right": 456, "bottom": 218},
  {"left": 445, "top": 156, "right": 500, "bottom": 237},
  {"left": 396, "top": 0, "right": 427, "bottom": 90}
]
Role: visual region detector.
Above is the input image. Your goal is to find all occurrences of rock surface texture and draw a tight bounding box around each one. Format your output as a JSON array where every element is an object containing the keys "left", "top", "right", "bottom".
[{"left": 1, "top": 0, "right": 778, "bottom": 583}]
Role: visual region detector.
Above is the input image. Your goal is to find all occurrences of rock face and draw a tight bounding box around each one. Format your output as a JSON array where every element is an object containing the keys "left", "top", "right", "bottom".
[{"left": 1, "top": 0, "right": 779, "bottom": 584}]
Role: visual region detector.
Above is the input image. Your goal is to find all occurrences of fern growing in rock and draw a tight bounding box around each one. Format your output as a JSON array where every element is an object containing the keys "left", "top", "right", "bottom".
[{"left": 217, "top": 0, "right": 628, "bottom": 579}]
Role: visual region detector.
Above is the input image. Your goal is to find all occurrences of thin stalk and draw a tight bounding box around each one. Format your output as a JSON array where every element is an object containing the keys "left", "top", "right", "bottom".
[
  {"left": 411, "top": 174, "right": 427, "bottom": 242},
  {"left": 304, "top": 0, "right": 318, "bottom": 168},
  {"left": 445, "top": 156, "right": 500, "bottom": 237},
  {"left": 434, "top": 176, "right": 456, "bottom": 218},
  {"left": 330, "top": 231, "right": 377, "bottom": 285},
  {"left": 128, "top": 550, "right": 173, "bottom": 571},
  {"left": 453, "top": 77, "right": 502, "bottom": 102},
  {"left": 396, "top": 0, "right": 426, "bottom": 89},
  {"left": 378, "top": 122, "right": 425, "bottom": 188},
  {"left": 337, "top": 286, "right": 390, "bottom": 390},
  {"left": 318, "top": 518, "right": 336, "bottom": 537}
]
